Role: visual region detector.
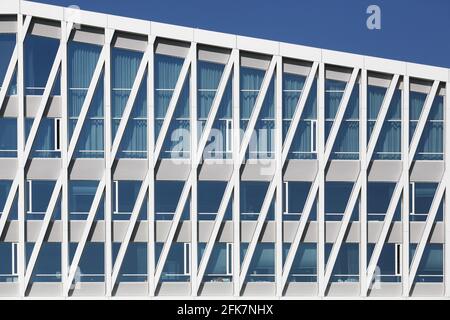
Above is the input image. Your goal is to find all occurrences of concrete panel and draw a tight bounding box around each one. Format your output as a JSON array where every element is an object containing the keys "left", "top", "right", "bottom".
[
  {"left": 241, "top": 282, "right": 275, "bottom": 296},
  {"left": 70, "top": 282, "right": 105, "bottom": 297},
  {"left": 326, "top": 160, "right": 359, "bottom": 182},
  {"left": 0, "top": 158, "right": 17, "bottom": 179},
  {"left": 70, "top": 159, "right": 104, "bottom": 180},
  {"left": 325, "top": 222, "right": 360, "bottom": 243},
  {"left": 326, "top": 282, "right": 360, "bottom": 297},
  {"left": 283, "top": 221, "right": 317, "bottom": 243},
  {"left": 26, "top": 220, "right": 61, "bottom": 242},
  {"left": 368, "top": 222, "right": 402, "bottom": 244},
  {"left": 25, "top": 96, "right": 62, "bottom": 118},
  {"left": 69, "top": 221, "right": 105, "bottom": 242},
  {"left": 2, "top": 96, "right": 18, "bottom": 117},
  {"left": 112, "top": 221, "right": 148, "bottom": 242},
  {"left": 199, "top": 282, "right": 233, "bottom": 296},
  {"left": 410, "top": 161, "right": 444, "bottom": 182},
  {"left": 157, "top": 282, "right": 190, "bottom": 296},
  {"left": 114, "top": 282, "right": 148, "bottom": 296},
  {"left": 367, "top": 283, "right": 402, "bottom": 297},
  {"left": 198, "top": 160, "right": 233, "bottom": 181},
  {"left": 241, "top": 160, "right": 275, "bottom": 181},
  {"left": 27, "top": 158, "right": 61, "bottom": 180},
  {"left": 113, "top": 159, "right": 147, "bottom": 181},
  {"left": 368, "top": 160, "right": 402, "bottom": 182},
  {"left": 0, "top": 283, "right": 18, "bottom": 297},
  {"left": 283, "top": 160, "right": 317, "bottom": 182},
  {"left": 284, "top": 282, "right": 318, "bottom": 296},
  {"left": 156, "top": 159, "right": 190, "bottom": 181},
  {"left": 27, "top": 283, "right": 62, "bottom": 297},
  {"left": 410, "top": 283, "right": 444, "bottom": 297}
]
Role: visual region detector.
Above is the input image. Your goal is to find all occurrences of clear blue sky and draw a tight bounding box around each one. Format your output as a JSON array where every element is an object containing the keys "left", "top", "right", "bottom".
[{"left": 30, "top": 0, "right": 450, "bottom": 68}]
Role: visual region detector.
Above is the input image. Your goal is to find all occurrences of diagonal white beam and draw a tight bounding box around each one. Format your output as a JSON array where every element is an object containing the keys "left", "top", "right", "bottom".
[
  {"left": 238, "top": 57, "right": 277, "bottom": 164},
  {"left": 111, "top": 172, "right": 150, "bottom": 285},
  {"left": 64, "top": 174, "right": 106, "bottom": 294},
  {"left": 154, "top": 47, "right": 194, "bottom": 162},
  {"left": 19, "top": 16, "right": 32, "bottom": 42},
  {"left": 366, "top": 171, "right": 405, "bottom": 292},
  {"left": 0, "top": 47, "right": 17, "bottom": 113},
  {"left": 281, "top": 177, "right": 320, "bottom": 287},
  {"left": 321, "top": 173, "right": 362, "bottom": 294},
  {"left": 366, "top": 75, "right": 400, "bottom": 163},
  {"left": 408, "top": 80, "right": 440, "bottom": 167},
  {"left": 153, "top": 173, "right": 193, "bottom": 287},
  {"left": 281, "top": 67, "right": 359, "bottom": 290},
  {"left": 67, "top": 45, "right": 108, "bottom": 161},
  {"left": 281, "top": 62, "right": 319, "bottom": 163},
  {"left": 323, "top": 68, "right": 359, "bottom": 161},
  {"left": 23, "top": 45, "right": 63, "bottom": 162},
  {"left": 23, "top": 174, "right": 63, "bottom": 292},
  {"left": 195, "top": 179, "right": 234, "bottom": 293},
  {"left": 196, "top": 50, "right": 237, "bottom": 160},
  {"left": 110, "top": 41, "right": 154, "bottom": 162},
  {"left": 408, "top": 179, "right": 446, "bottom": 291},
  {"left": 239, "top": 177, "right": 277, "bottom": 289}
]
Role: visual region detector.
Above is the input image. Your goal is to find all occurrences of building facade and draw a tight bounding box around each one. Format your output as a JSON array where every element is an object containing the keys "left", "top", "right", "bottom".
[{"left": 0, "top": 0, "right": 449, "bottom": 299}]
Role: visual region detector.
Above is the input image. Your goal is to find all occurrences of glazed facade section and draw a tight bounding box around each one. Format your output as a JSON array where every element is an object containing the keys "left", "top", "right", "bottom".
[{"left": 0, "top": 0, "right": 449, "bottom": 298}]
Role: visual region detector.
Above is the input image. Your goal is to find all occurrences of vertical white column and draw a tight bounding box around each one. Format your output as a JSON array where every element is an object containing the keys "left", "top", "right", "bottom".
[
  {"left": 232, "top": 49, "right": 240, "bottom": 297},
  {"left": 148, "top": 33, "right": 156, "bottom": 297},
  {"left": 61, "top": 19, "right": 69, "bottom": 297},
  {"left": 445, "top": 73, "right": 450, "bottom": 297},
  {"left": 360, "top": 68, "right": 368, "bottom": 297},
  {"left": 402, "top": 75, "right": 410, "bottom": 297},
  {"left": 104, "top": 28, "right": 113, "bottom": 297},
  {"left": 317, "top": 62, "right": 325, "bottom": 297},
  {"left": 190, "top": 42, "right": 198, "bottom": 296},
  {"left": 17, "top": 12, "right": 26, "bottom": 297},
  {"left": 275, "top": 55, "right": 283, "bottom": 297}
]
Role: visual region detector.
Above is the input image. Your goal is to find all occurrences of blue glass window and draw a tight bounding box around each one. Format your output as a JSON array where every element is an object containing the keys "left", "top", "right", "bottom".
[
  {"left": 154, "top": 54, "right": 190, "bottom": 159},
  {"left": 325, "top": 182, "right": 359, "bottom": 221},
  {"left": 240, "top": 66, "right": 264, "bottom": 133},
  {"left": 26, "top": 242, "right": 61, "bottom": 282},
  {"left": 69, "top": 242, "right": 104, "bottom": 282},
  {"left": 331, "top": 86, "right": 359, "bottom": 159},
  {"left": 368, "top": 86, "right": 401, "bottom": 160},
  {"left": 367, "top": 243, "right": 402, "bottom": 282},
  {"left": 367, "top": 182, "right": 401, "bottom": 221},
  {"left": 113, "top": 242, "right": 147, "bottom": 282},
  {"left": 283, "top": 243, "right": 317, "bottom": 282},
  {"left": 325, "top": 79, "right": 345, "bottom": 142},
  {"left": 410, "top": 182, "right": 443, "bottom": 222},
  {"left": 0, "top": 118, "right": 17, "bottom": 157},
  {"left": 0, "top": 242, "right": 18, "bottom": 282},
  {"left": 284, "top": 73, "right": 317, "bottom": 160},
  {"left": 156, "top": 242, "right": 190, "bottom": 282},
  {"left": 241, "top": 243, "right": 274, "bottom": 282},
  {"left": 247, "top": 77, "right": 275, "bottom": 159},
  {"left": 155, "top": 180, "right": 189, "bottom": 220},
  {"left": 26, "top": 180, "right": 60, "bottom": 220},
  {"left": 413, "top": 94, "right": 444, "bottom": 161},
  {"left": 113, "top": 180, "right": 147, "bottom": 220},
  {"left": 198, "top": 242, "right": 232, "bottom": 282},
  {"left": 112, "top": 48, "right": 146, "bottom": 159},
  {"left": 325, "top": 243, "right": 359, "bottom": 282},
  {"left": 25, "top": 117, "right": 61, "bottom": 158},
  {"left": 68, "top": 41, "right": 103, "bottom": 158},
  {"left": 0, "top": 180, "right": 17, "bottom": 220},
  {"left": 410, "top": 244, "right": 443, "bottom": 283},
  {"left": 240, "top": 181, "right": 274, "bottom": 220},
  {"left": 283, "top": 181, "right": 316, "bottom": 221},
  {"left": 197, "top": 61, "right": 224, "bottom": 130},
  {"left": 197, "top": 181, "right": 231, "bottom": 220},
  {"left": 69, "top": 180, "right": 104, "bottom": 220},
  {"left": 0, "top": 33, "right": 16, "bottom": 95},
  {"left": 24, "top": 34, "right": 60, "bottom": 95},
  {"left": 198, "top": 61, "right": 232, "bottom": 160}
]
